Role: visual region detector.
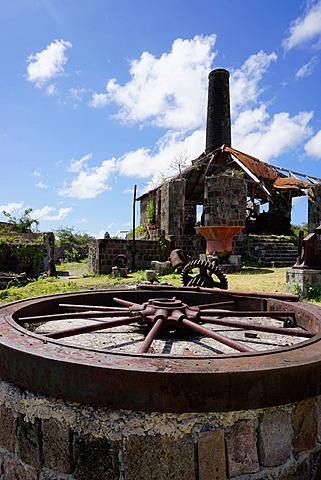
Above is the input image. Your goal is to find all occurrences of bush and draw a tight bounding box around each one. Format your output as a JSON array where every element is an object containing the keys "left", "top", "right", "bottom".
[
  {"left": 64, "top": 247, "right": 83, "bottom": 263},
  {"left": 306, "top": 285, "right": 321, "bottom": 301}
]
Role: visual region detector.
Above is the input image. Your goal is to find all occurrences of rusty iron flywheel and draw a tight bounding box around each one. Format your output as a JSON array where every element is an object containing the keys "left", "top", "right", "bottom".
[{"left": 0, "top": 285, "right": 321, "bottom": 412}]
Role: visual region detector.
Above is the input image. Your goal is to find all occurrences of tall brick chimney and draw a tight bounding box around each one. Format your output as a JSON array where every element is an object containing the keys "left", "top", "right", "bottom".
[{"left": 205, "top": 68, "right": 231, "bottom": 153}]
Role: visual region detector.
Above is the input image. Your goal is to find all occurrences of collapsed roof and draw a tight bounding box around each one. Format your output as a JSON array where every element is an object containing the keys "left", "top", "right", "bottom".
[
  {"left": 173, "top": 145, "right": 321, "bottom": 205},
  {"left": 138, "top": 69, "right": 321, "bottom": 205}
]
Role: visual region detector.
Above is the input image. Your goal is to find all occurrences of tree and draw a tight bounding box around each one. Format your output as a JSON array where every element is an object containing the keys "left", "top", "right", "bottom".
[
  {"left": 54, "top": 226, "right": 95, "bottom": 246},
  {"left": 2, "top": 208, "right": 39, "bottom": 233},
  {"left": 169, "top": 150, "right": 189, "bottom": 177}
]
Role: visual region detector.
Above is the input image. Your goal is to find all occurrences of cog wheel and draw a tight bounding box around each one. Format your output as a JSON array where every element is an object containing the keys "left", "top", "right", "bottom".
[{"left": 181, "top": 259, "right": 228, "bottom": 290}]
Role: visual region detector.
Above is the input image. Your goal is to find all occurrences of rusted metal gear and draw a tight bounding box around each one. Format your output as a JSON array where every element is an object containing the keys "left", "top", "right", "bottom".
[{"left": 181, "top": 259, "right": 228, "bottom": 289}]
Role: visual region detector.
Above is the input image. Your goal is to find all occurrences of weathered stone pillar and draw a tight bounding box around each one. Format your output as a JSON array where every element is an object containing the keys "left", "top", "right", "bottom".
[
  {"left": 160, "top": 179, "right": 186, "bottom": 237},
  {"left": 308, "top": 185, "right": 321, "bottom": 231},
  {"left": 203, "top": 174, "right": 247, "bottom": 226}
]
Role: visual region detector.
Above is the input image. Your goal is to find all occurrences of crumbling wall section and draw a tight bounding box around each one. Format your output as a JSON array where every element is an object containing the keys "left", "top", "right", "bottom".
[
  {"left": 0, "top": 232, "right": 54, "bottom": 276},
  {"left": 160, "top": 179, "right": 186, "bottom": 236},
  {"left": 308, "top": 185, "right": 321, "bottom": 232},
  {"left": 88, "top": 238, "right": 161, "bottom": 274}
]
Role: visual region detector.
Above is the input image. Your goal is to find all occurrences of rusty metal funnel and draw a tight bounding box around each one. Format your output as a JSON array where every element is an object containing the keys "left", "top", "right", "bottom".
[{"left": 195, "top": 225, "right": 244, "bottom": 254}]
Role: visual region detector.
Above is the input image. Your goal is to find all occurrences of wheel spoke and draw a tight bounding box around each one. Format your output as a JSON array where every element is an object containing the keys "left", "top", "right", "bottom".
[
  {"left": 181, "top": 318, "right": 255, "bottom": 353},
  {"left": 18, "top": 310, "right": 131, "bottom": 323},
  {"left": 138, "top": 318, "right": 165, "bottom": 354},
  {"left": 59, "top": 303, "right": 128, "bottom": 312},
  {"left": 200, "top": 316, "right": 313, "bottom": 337},
  {"left": 45, "top": 315, "right": 141, "bottom": 339}
]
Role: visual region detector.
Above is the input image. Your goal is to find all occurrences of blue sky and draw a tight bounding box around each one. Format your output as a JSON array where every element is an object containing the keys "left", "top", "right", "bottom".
[{"left": 1, "top": 0, "right": 321, "bottom": 237}]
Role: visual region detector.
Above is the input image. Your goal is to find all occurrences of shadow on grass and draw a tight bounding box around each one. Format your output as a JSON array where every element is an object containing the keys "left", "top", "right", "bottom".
[
  {"left": 239, "top": 267, "right": 275, "bottom": 275},
  {"left": 57, "top": 271, "right": 69, "bottom": 277}
]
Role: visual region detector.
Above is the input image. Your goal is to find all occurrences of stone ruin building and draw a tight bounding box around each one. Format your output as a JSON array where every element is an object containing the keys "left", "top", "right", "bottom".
[
  {"left": 89, "top": 68, "right": 321, "bottom": 274},
  {"left": 137, "top": 69, "right": 321, "bottom": 265}
]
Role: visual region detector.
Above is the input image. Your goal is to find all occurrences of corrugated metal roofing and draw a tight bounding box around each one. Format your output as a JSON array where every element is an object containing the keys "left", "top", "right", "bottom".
[{"left": 137, "top": 145, "right": 321, "bottom": 203}]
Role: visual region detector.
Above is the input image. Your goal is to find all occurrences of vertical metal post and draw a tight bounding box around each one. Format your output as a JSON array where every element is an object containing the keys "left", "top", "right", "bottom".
[{"left": 132, "top": 185, "right": 137, "bottom": 270}]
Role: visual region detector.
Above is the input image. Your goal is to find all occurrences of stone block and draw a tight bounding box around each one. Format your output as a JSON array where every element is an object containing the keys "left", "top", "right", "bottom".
[
  {"left": 286, "top": 268, "right": 321, "bottom": 297},
  {"left": 73, "top": 433, "right": 119, "bottom": 480},
  {"left": 225, "top": 419, "right": 259, "bottom": 477},
  {"left": 146, "top": 269, "right": 157, "bottom": 282},
  {"left": 42, "top": 418, "right": 73, "bottom": 474},
  {"left": 315, "top": 396, "right": 321, "bottom": 443},
  {"left": 258, "top": 409, "right": 293, "bottom": 467},
  {"left": 150, "top": 261, "right": 171, "bottom": 275},
  {"left": 198, "top": 429, "right": 226, "bottom": 480},
  {"left": 17, "top": 415, "right": 42, "bottom": 470},
  {"left": 123, "top": 434, "right": 195, "bottom": 480},
  {"left": 310, "top": 448, "right": 321, "bottom": 480},
  {"left": 277, "top": 456, "right": 310, "bottom": 480},
  {"left": 39, "top": 467, "right": 75, "bottom": 479},
  {"left": 3, "top": 454, "right": 38, "bottom": 480},
  {"left": 293, "top": 399, "right": 317, "bottom": 452},
  {"left": 0, "top": 405, "right": 16, "bottom": 453},
  {"left": 111, "top": 266, "right": 128, "bottom": 278}
]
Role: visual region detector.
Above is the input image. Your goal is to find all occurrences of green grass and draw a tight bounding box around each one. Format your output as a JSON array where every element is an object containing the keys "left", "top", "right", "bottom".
[{"left": 0, "top": 262, "right": 318, "bottom": 305}]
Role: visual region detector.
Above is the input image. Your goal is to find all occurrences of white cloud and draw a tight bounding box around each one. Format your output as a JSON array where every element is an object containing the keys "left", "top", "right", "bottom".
[
  {"left": 228, "top": 51, "right": 313, "bottom": 162},
  {"left": 305, "top": 129, "right": 321, "bottom": 158},
  {"left": 26, "top": 39, "right": 72, "bottom": 87},
  {"left": 90, "top": 34, "right": 217, "bottom": 130},
  {"left": 230, "top": 51, "right": 277, "bottom": 115},
  {"left": 67, "top": 153, "right": 93, "bottom": 173},
  {"left": 109, "top": 46, "right": 314, "bottom": 182},
  {"left": 233, "top": 108, "right": 313, "bottom": 162},
  {"left": 118, "top": 129, "right": 204, "bottom": 181},
  {"left": 46, "top": 84, "right": 58, "bottom": 96},
  {"left": 283, "top": 1, "right": 321, "bottom": 50},
  {"left": 69, "top": 87, "right": 85, "bottom": 101},
  {"left": 35, "top": 181, "right": 48, "bottom": 189},
  {"left": 33, "top": 206, "right": 73, "bottom": 221},
  {"left": 295, "top": 56, "right": 319, "bottom": 78},
  {"left": 90, "top": 93, "right": 109, "bottom": 108},
  {"left": 59, "top": 158, "right": 117, "bottom": 199},
  {"left": 0, "top": 202, "right": 23, "bottom": 214},
  {"left": 32, "top": 169, "right": 41, "bottom": 177},
  {"left": 94, "top": 229, "right": 108, "bottom": 239}
]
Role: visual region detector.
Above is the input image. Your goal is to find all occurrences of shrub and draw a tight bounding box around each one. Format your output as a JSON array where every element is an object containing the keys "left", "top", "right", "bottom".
[
  {"left": 306, "top": 285, "right": 321, "bottom": 301},
  {"left": 64, "top": 247, "right": 83, "bottom": 263}
]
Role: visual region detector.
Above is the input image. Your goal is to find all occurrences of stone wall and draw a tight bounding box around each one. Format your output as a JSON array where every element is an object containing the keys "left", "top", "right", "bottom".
[
  {"left": 0, "top": 232, "right": 54, "bottom": 276},
  {"left": 0, "top": 380, "right": 320, "bottom": 479},
  {"left": 308, "top": 185, "right": 321, "bottom": 232},
  {"left": 139, "top": 191, "right": 156, "bottom": 227},
  {"left": 88, "top": 238, "right": 161, "bottom": 274},
  {"left": 169, "top": 234, "right": 205, "bottom": 260},
  {"left": 184, "top": 201, "right": 197, "bottom": 234}
]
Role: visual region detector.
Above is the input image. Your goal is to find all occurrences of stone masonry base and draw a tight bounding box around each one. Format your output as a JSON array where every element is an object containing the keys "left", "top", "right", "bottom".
[
  {"left": 286, "top": 268, "right": 321, "bottom": 298},
  {"left": 0, "top": 380, "right": 321, "bottom": 479}
]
